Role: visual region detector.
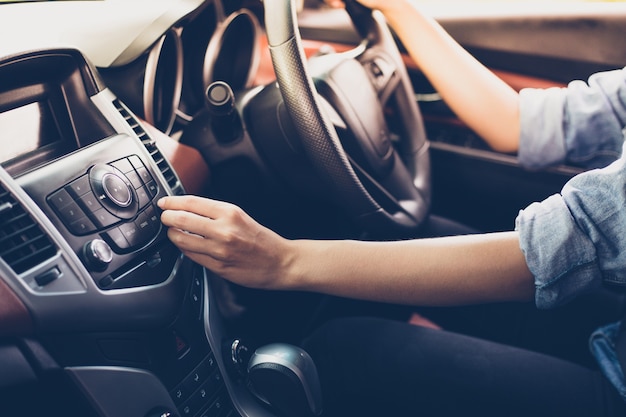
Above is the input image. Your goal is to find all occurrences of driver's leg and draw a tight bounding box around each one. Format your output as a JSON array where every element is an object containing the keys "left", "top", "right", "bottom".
[
  {"left": 302, "top": 317, "right": 626, "bottom": 417},
  {"left": 419, "top": 290, "right": 625, "bottom": 368}
]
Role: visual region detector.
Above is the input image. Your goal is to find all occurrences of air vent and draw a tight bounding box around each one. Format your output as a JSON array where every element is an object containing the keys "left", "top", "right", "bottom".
[
  {"left": 0, "top": 184, "right": 57, "bottom": 275},
  {"left": 113, "top": 99, "right": 183, "bottom": 195}
]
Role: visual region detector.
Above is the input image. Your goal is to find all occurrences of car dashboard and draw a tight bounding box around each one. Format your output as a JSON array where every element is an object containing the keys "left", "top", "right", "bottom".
[{"left": 0, "top": 1, "right": 275, "bottom": 416}]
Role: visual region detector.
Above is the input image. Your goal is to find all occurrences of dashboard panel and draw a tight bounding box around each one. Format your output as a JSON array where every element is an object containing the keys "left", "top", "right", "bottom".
[
  {"left": 0, "top": 2, "right": 282, "bottom": 416},
  {"left": 0, "top": 47, "right": 191, "bottom": 334},
  {"left": 0, "top": 47, "right": 230, "bottom": 417}
]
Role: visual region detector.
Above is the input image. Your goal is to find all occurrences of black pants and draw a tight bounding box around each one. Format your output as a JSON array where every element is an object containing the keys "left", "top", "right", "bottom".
[{"left": 302, "top": 315, "right": 626, "bottom": 417}]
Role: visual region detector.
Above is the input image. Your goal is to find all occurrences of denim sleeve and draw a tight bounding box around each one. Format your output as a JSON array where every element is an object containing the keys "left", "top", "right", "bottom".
[
  {"left": 518, "top": 67, "right": 626, "bottom": 170},
  {"left": 516, "top": 144, "right": 626, "bottom": 309}
]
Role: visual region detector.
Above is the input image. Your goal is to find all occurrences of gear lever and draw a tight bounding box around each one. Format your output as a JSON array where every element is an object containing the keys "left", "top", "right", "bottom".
[{"left": 247, "top": 343, "right": 323, "bottom": 417}]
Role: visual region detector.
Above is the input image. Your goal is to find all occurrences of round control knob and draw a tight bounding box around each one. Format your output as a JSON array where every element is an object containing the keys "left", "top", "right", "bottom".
[
  {"left": 205, "top": 81, "right": 242, "bottom": 144},
  {"left": 83, "top": 239, "right": 113, "bottom": 272},
  {"left": 102, "top": 173, "right": 132, "bottom": 207},
  {"left": 89, "top": 163, "right": 138, "bottom": 220},
  {"left": 205, "top": 81, "right": 235, "bottom": 115}
]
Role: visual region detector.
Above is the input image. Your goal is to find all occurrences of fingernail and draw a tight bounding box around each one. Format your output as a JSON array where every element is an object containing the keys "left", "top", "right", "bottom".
[{"left": 157, "top": 197, "right": 166, "bottom": 208}]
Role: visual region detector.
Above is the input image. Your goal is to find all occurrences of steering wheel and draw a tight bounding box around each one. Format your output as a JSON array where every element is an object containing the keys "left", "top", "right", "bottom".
[{"left": 263, "top": 0, "right": 431, "bottom": 236}]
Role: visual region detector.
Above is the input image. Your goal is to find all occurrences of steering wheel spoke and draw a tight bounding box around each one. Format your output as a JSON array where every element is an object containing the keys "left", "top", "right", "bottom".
[
  {"left": 355, "top": 45, "right": 402, "bottom": 106},
  {"left": 348, "top": 150, "right": 428, "bottom": 228},
  {"left": 263, "top": 0, "right": 431, "bottom": 236}
]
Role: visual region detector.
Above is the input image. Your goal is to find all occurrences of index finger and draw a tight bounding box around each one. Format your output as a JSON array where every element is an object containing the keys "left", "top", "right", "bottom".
[{"left": 157, "top": 195, "right": 234, "bottom": 219}]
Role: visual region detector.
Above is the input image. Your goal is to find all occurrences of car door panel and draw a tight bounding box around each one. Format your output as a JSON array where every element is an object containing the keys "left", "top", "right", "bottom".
[{"left": 296, "top": 5, "right": 626, "bottom": 231}]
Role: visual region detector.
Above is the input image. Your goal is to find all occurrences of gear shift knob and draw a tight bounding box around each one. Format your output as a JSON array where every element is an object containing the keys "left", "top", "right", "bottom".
[{"left": 247, "top": 343, "right": 323, "bottom": 417}]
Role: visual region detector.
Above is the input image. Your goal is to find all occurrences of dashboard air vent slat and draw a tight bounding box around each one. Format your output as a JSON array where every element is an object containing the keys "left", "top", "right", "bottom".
[
  {"left": 0, "top": 185, "right": 57, "bottom": 274},
  {"left": 112, "top": 99, "right": 182, "bottom": 195}
]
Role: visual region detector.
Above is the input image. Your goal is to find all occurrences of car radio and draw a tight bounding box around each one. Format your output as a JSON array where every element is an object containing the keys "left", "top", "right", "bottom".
[{"left": 16, "top": 133, "right": 176, "bottom": 291}]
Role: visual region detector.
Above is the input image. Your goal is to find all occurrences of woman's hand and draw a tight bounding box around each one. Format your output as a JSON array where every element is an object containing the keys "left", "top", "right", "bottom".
[
  {"left": 158, "top": 195, "right": 294, "bottom": 290},
  {"left": 330, "top": 0, "right": 520, "bottom": 154}
]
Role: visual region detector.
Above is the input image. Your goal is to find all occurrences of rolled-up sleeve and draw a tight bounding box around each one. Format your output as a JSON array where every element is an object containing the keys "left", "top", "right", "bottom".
[
  {"left": 518, "top": 67, "right": 626, "bottom": 170},
  {"left": 516, "top": 144, "right": 626, "bottom": 309}
]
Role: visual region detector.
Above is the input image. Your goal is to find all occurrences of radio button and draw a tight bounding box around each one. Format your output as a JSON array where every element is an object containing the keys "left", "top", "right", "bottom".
[
  {"left": 48, "top": 188, "right": 73, "bottom": 211},
  {"left": 145, "top": 181, "right": 158, "bottom": 198},
  {"left": 58, "top": 201, "right": 85, "bottom": 224},
  {"left": 67, "top": 216, "right": 96, "bottom": 235},
  {"left": 125, "top": 170, "right": 143, "bottom": 189},
  {"left": 119, "top": 222, "right": 143, "bottom": 247},
  {"left": 144, "top": 205, "right": 161, "bottom": 232},
  {"left": 67, "top": 175, "right": 91, "bottom": 198},
  {"left": 111, "top": 157, "right": 134, "bottom": 174},
  {"left": 135, "top": 210, "right": 153, "bottom": 234},
  {"left": 136, "top": 166, "right": 153, "bottom": 184},
  {"left": 91, "top": 207, "right": 119, "bottom": 229},
  {"left": 128, "top": 155, "right": 145, "bottom": 170},
  {"left": 78, "top": 192, "right": 101, "bottom": 214},
  {"left": 136, "top": 186, "right": 151, "bottom": 209},
  {"left": 103, "top": 227, "right": 130, "bottom": 252}
]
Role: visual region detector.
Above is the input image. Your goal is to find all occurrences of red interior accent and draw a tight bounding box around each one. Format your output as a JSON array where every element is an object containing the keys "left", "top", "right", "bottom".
[
  {"left": 0, "top": 277, "right": 33, "bottom": 336},
  {"left": 253, "top": 34, "right": 566, "bottom": 96},
  {"left": 144, "top": 123, "right": 211, "bottom": 196}
]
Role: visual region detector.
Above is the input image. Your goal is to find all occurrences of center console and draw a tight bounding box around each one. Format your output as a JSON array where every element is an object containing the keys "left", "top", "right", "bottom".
[
  {"left": 0, "top": 48, "right": 250, "bottom": 417},
  {"left": 0, "top": 44, "right": 310, "bottom": 417}
]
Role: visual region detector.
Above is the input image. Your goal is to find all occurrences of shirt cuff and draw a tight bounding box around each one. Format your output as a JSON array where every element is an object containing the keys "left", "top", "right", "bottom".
[
  {"left": 515, "top": 194, "right": 601, "bottom": 309},
  {"left": 518, "top": 87, "right": 568, "bottom": 170}
]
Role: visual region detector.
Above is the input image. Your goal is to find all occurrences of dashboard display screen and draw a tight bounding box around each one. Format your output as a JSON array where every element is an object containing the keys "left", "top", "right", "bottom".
[{"left": 0, "top": 100, "right": 63, "bottom": 163}]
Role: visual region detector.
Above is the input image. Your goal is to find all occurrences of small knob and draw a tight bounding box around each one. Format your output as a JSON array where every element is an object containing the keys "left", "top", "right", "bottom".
[
  {"left": 205, "top": 81, "right": 235, "bottom": 116},
  {"left": 230, "top": 339, "right": 252, "bottom": 375},
  {"left": 204, "top": 81, "right": 242, "bottom": 144},
  {"left": 83, "top": 239, "right": 113, "bottom": 272}
]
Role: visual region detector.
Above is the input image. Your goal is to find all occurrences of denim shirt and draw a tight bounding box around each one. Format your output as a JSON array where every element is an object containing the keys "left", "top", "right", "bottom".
[
  {"left": 515, "top": 67, "right": 626, "bottom": 400},
  {"left": 518, "top": 66, "right": 626, "bottom": 170}
]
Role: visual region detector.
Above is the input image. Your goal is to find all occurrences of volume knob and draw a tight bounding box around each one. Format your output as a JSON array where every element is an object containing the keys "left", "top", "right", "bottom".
[
  {"left": 102, "top": 173, "right": 132, "bottom": 207},
  {"left": 83, "top": 239, "right": 113, "bottom": 272},
  {"left": 89, "top": 163, "right": 138, "bottom": 219}
]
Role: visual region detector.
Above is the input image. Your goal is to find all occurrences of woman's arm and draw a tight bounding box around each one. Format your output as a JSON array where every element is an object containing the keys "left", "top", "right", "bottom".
[
  {"left": 158, "top": 195, "right": 534, "bottom": 306},
  {"left": 333, "top": 0, "right": 521, "bottom": 153}
]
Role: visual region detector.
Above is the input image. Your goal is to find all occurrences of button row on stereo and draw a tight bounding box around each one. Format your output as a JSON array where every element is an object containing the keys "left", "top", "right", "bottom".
[
  {"left": 111, "top": 155, "right": 156, "bottom": 190},
  {"left": 102, "top": 204, "right": 161, "bottom": 252},
  {"left": 112, "top": 156, "right": 159, "bottom": 213},
  {"left": 48, "top": 187, "right": 97, "bottom": 235}
]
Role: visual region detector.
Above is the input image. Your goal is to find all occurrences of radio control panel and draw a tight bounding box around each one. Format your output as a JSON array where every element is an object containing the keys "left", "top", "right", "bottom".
[
  {"left": 17, "top": 134, "right": 178, "bottom": 291},
  {"left": 47, "top": 155, "right": 161, "bottom": 253}
]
